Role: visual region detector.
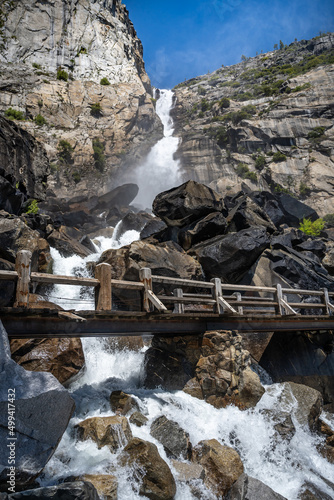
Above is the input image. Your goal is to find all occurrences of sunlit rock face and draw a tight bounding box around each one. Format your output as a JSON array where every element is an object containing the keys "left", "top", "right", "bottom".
[
  {"left": 0, "top": 0, "right": 162, "bottom": 199},
  {"left": 172, "top": 33, "right": 334, "bottom": 216}
]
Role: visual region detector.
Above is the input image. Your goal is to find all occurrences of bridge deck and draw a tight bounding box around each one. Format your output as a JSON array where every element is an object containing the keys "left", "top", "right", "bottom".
[{"left": 2, "top": 308, "right": 334, "bottom": 338}]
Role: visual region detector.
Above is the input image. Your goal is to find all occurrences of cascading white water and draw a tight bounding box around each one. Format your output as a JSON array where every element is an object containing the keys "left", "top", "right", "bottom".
[
  {"left": 133, "top": 89, "right": 182, "bottom": 209},
  {"left": 41, "top": 225, "right": 334, "bottom": 499}
]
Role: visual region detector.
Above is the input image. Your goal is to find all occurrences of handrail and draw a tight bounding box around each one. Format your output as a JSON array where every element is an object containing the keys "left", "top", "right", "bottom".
[{"left": 1, "top": 250, "right": 333, "bottom": 319}]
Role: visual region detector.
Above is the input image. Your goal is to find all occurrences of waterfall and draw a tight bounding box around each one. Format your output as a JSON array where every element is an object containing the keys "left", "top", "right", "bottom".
[{"left": 133, "top": 89, "right": 182, "bottom": 209}]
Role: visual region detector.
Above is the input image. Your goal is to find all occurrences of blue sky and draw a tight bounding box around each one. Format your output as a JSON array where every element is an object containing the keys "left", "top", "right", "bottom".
[{"left": 124, "top": 0, "right": 334, "bottom": 89}]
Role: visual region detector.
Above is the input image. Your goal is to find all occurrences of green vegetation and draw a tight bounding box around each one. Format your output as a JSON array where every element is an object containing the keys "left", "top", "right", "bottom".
[
  {"left": 323, "top": 214, "right": 334, "bottom": 227},
  {"left": 32, "top": 62, "right": 41, "bottom": 69},
  {"left": 57, "top": 68, "right": 68, "bottom": 81},
  {"left": 72, "top": 171, "right": 81, "bottom": 183},
  {"left": 254, "top": 154, "right": 266, "bottom": 170},
  {"left": 206, "top": 125, "right": 229, "bottom": 147},
  {"left": 100, "top": 77, "right": 111, "bottom": 86},
  {"left": 57, "top": 140, "right": 74, "bottom": 164},
  {"left": 299, "top": 217, "right": 325, "bottom": 236},
  {"left": 25, "top": 199, "right": 39, "bottom": 214},
  {"left": 272, "top": 151, "right": 287, "bottom": 162},
  {"left": 291, "top": 82, "right": 311, "bottom": 93},
  {"left": 219, "top": 97, "right": 230, "bottom": 109},
  {"left": 236, "top": 163, "right": 257, "bottom": 182},
  {"left": 5, "top": 107, "right": 25, "bottom": 120},
  {"left": 77, "top": 46, "right": 87, "bottom": 55},
  {"left": 299, "top": 181, "right": 311, "bottom": 198},
  {"left": 90, "top": 102, "right": 102, "bottom": 117},
  {"left": 223, "top": 104, "right": 257, "bottom": 125},
  {"left": 197, "top": 85, "right": 207, "bottom": 95},
  {"left": 34, "top": 114, "right": 47, "bottom": 126},
  {"left": 307, "top": 126, "right": 326, "bottom": 139},
  {"left": 200, "top": 98, "right": 211, "bottom": 112},
  {"left": 92, "top": 138, "right": 105, "bottom": 172}
]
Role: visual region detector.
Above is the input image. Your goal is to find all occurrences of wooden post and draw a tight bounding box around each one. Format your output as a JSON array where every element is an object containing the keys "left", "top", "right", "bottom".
[
  {"left": 233, "top": 292, "right": 243, "bottom": 315},
  {"left": 95, "top": 263, "right": 112, "bottom": 311},
  {"left": 322, "top": 288, "right": 334, "bottom": 315},
  {"left": 139, "top": 268, "right": 154, "bottom": 312},
  {"left": 14, "top": 250, "right": 32, "bottom": 308},
  {"left": 211, "top": 278, "right": 224, "bottom": 314},
  {"left": 276, "top": 283, "right": 285, "bottom": 315},
  {"left": 173, "top": 288, "right": 184, "bottom": 314}
]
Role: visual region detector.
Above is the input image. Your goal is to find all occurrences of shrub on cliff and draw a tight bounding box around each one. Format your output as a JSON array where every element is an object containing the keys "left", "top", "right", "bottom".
[
  {"left": 57, "top": 140, "right": 74, "bottom": 164},
  {"left": 5, "top": 107, "right": 25, "bottom": 120},
  {"left": 34, "top": 114, "right": 47, "bottom": 126},
  {"left": 57, "top": 68, "right": 68, "bottom": 82},
  {"left": 92, "top": 138, "right": 105, "bottom": 172},
  {"left": 272, "top": 151, "right": 287, "bottom": 162},
  {"left": 100, "top": 77, "right": 110, "bottom": 86},
  {"left": 299, "top": 218, "right": 325, "bottom": 236},
  {"left": 90, "top": 102, "right": 102, "bottom": 117}
]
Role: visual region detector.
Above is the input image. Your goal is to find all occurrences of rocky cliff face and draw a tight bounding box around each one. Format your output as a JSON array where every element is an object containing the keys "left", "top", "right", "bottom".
[
  {"left": 0, "top": 0, "right": 162, "bottom": 199},
  {"left": 172, "top": 34, "right": 334, "bottom": 216}
]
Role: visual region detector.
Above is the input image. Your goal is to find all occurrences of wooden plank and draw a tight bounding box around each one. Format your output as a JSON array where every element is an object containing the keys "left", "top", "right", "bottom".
[
  {"left": 152, "top": 275, "right": 213, "bottom": 288},
  {"left": 221, "top": 284, "right": 276, "bottom": 293},
  {"left": 0, "top": 270, "right": 18, "bottom": 281},
  {"left": 217, "top": 296, "right": 238, "bottom": 314},
  {"left": 58, "top": 311, "right": 87, "bottom": 322},
  {"left": 157, "top": 295, "right": 216, "bottom": 304},
  {"left": 281, "top": 298, "right": 298, "bottom": 315},
  {"left": 147, "top": 290, "right": 168, "bottom": 312},
  {"left": 95, "top": 263, "right": 112, "bottom": 311},
  {"left": 281, "top": 287, "right": 323, "bottom": 296},
  {"left": 31, "top": 272, "right": 99, "bottom": 287},
  {"left": 14, "top": 250, "right": 31, "bottom": 308},
  {"left": 110, "top": 279, "right": 144, "bottom": 290},
  {"left": 288, "top": 302, "right": 325, "bottom": 308},
  {"left": 233, "top": 292, "right": 244, "bottom": 315}
]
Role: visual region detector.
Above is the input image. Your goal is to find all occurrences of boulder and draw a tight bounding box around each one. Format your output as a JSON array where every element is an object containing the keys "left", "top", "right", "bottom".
[
  {"left": 295, "top": 238, "right": 326, "bottom": 259},
  {"left": 0, "top": 176, "right": 25, "bottom": 215},
  {"left": 153, "top": 180, "right": 225, "bottom": 227},
  {"left": 78, "top": 475, "right": 117, "bottom": 500},
  {"left": 260, "top": 330, "right": 334, "bottom": 412},
  {"left": 299, "top": 482, "right": 334, "bottom": 500},
  {"left": 140, "top": 218, "right": 167, "bottom": 239},
  {"left": 271, "top": 227, "right": 307, "bottom": 250},
  {"left": 47, "top": 225, "right": 94, "bottom": 258},
  {"left": 144, "top": 335, "right": 203, "bottom": 390},
  {"left": 10, "top": 338, "right": 85, "bottom": 386},
  {"left": 94, "top": 183, "right": 139, "bottom": 211},
  {"left": 193, "top": 226, "right": 270, "bottom": 282},
  {"left": 75, "top": 415, "right": 132, "bottom": 452},
  {"left": 109, "top": 390, "right": 139, "bottom": 415},
  {"left": 115, "top": 211, "right": 152, "bottom": 237},
  {"left": 106, "top": 336, "right": 145, "bottom": 352},
  {"left": 99, "top": 239, "right": 202, "bottom": 309},
  {"left": 247, "top": 191, "right": 286, "bottom": 227},
  {"left": 171, "top": 460, "right": 205, "bottom": 482},
  {"left": 119, "top": 438, "right": 176, "bottom": 500},
  {"left": 0, "top": 212, "right": 41, "bottom": 268},
  {"left": 192, "top": 439, "right": 244, "bottom": 497},
  {"left": 318, "top": 419, "right": 334, "bottom": 463},
  {"left": 277, "top": 193, "right": 319, "bottom": 227},
  {"left": 178, "top": 212, "right": 228, "bottom": 250},
  {"left": 5, "top": 481, "right": 100, "bottom": 499},
  {"left": 226, "top": 194, "right": 276, "bottom": 233},
  {"left": 323, "top": 243, "right": 334, "bottom": 275},
  {"left": 0, "top": 321, "right": 75, "bottom": 491},
  {"left": 237, "top": 367, "right": 266, "bottom": 409},
  {"left": 129, "top": 411, "right": 148, "bottom": 427},
  {"left": 150, "top": 415, "right": 192, "bottom": 459},
  {"left": 226, "top": 473, "right": 287, "bottom": 499},
  {"left": 264, "top": 382, "right": 322, "bottom": 431}
]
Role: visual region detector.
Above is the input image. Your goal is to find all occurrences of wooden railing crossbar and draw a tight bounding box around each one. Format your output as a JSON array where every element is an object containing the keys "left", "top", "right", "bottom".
[{"left": 1, "top": 250, "right": 334, "bottom": 319}]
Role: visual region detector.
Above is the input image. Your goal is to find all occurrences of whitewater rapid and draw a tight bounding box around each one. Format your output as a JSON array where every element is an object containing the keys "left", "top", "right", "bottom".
[
  {"left": 40, "top": 226, "right": 334, "bottom": 500},
  {"left": 133, "top": 89, "right": 182, "bottom": 209}
]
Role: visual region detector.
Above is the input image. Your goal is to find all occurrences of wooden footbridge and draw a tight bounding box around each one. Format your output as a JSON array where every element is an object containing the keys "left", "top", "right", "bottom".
[{"left": 1, "top": 250, "right": 334, "bottom": 338}]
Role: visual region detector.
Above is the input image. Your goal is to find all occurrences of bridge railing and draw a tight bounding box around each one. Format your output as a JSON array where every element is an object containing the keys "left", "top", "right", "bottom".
[{"left": 1, "top": 250, "right": 334, "bottom": 317}]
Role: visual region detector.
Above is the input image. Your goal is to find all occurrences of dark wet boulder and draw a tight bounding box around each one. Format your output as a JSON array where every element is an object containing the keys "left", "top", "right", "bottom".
[
  {"left": 47, "top": 225, "right": 94, "bottom": 258},
  {"left": 277, "top": 193, "right": 319, "bottom": 227},
  {"left": 0, "top": 321, "right": 75, "bottom": 491},
  {"left": 150, "top": 415, "right": 192, "bottom": 460},
  {"left": 115, "top": 211, "right": 152, "bottom": 239},
  {"left": 247, "top": 190, "right": 286, "bottom": 227},
  {"left": 227, "top": 473, "right": 287, "bottom": 499},
  {"left": 295, "top": 238, "right": 327, "bottom": 259},
  {"left": 6, "top": 481, "right": 100, "bottom": 499},
  {"left": 95, "top": 183, "right": 139, "bottom": 210},
  {"left": 109, "top": 390, "right": 139, "bottom": 415},
  {"left": 226, "top": 194, "right": 276, "bottom": 233},
  {"left": 0, "top": 211, "right": 41, "bottom": 266},
  {"left": 271, "top": 227, "right": 308, "bottom": 249},
  {"left": 140, "top": 218, "right": 167, "bottom": 239},
  {"left": 178, "top": 211, "right": 228, "bottom": 250},
  {"left": 0, "top": 176, "right": 25, "bottom": 215},
  {"left": 153, "top": 180, "right": 225, "bottom": 227},
  {"left": 193, "top": 226, "right": 270, "bottom": 282}
]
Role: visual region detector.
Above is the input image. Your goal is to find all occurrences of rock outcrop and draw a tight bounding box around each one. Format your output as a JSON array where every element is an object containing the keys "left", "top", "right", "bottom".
[
  {"left": 0, "top": 0, "right": 162, "bottom": 200},
  {"left": 0, "top": 321, "right": 75, "bottom": 491},
  {"left": 172, "top": 34, "right": 334, "bottom": 216},
  {"left": 75, "top": 415, "right": 132, "bottom": 452},
  {"left": 227, "top": 473, "right": 288, "bottom": 500}
]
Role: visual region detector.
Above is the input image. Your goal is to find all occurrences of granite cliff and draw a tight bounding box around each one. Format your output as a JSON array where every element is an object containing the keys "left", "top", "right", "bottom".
[
  {"left": 0, "top": 0, "right": 162, "bottom": 200},
  {"left": 172, "top": 33, "right": 334, "bottom": 216}
]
